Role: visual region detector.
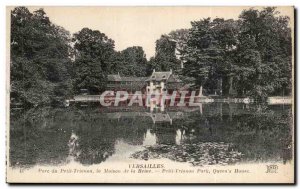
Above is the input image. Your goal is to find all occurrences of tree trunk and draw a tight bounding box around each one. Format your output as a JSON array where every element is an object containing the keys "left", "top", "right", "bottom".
[
  {"left": 220, "top": 78, "right": 223, "bottom": 96},
  {"left": 229, "top": 76, "right": 233, "bottom": 96}
]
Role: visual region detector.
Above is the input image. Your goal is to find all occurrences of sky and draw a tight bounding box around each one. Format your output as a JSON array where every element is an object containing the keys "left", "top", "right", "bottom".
[{"left": 24, "top": 6, "right": 294, "bottom": 59}]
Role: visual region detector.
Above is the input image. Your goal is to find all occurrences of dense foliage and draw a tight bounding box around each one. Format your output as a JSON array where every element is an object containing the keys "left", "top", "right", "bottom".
[
  {"left": 10, "top": 7, "right": 292, "bottom": 106},
  {"left": 72, "top": 28, "right": 115, "bottom": 94},
  {"left": 147, "top": 35, "right": 181, "bottom": 74},
  {"left": 111, "top": 46, "right": 148, "bottom": 77},
  {"left": 11, "top": 7, "right": 73, "bottom": 106},
  {"left": 234, "top": 7, "right": 292, "bottom": 99},
  {"left": 182, "top": 8, "right": 292, "bottom": 99}
]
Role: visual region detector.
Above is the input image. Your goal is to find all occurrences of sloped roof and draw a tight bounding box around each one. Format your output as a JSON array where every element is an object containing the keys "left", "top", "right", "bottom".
[
  {"left": 108, "top": 71, "right": 182, "bottom": 83},
  {"left": 107, "top": 74, "right": 122, "bottom": 81},
  {"left": 167, "top": 74, "right": 182, "bottom": 82},
  {"left": 146, "top": 71, "right": 172, "bottom": 81},
  {"left": 107, "top": 74, "right": 147, "bottom": 82},
  {"left": 121, "top": 77, "right": 148, "bottom": 82}
]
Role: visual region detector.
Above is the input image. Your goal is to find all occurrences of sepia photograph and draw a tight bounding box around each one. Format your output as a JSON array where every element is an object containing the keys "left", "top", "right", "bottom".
[{"left": 6, "top": 6, "right": 294, "bottom": 183}]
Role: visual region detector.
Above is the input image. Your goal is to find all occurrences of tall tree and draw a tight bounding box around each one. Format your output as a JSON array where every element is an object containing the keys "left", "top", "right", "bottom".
[
  {"left": 72, "top": 28, "right": 115, "bottom": 94},
  {"left": 11, "top": 7, "right": 73, "bottom": 106},
  {"left": 110, "top": 46, "right": 147, "bottom": 76},
  {"left": 168, "top": 29, "right": 190, "bottom": 68},
  {"left": 210, "top": 18, "right": 239, "bottom": 96},
  {"left": 182, "top": 18, "right": 238, "bottom": 95},
  {"left": 147, "top": 35, "right": 181, "bottom": 74},
  {"left": 234, "top": 7, "right": 292, "bottom": 98}
]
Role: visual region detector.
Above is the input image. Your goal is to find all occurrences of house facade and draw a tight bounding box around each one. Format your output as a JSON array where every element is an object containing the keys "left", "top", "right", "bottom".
[
  {"left": 145, "top": 69, "right": 183, "bottom": 95},
  {"left": 107, "top": 69, "right": 183, "bottom": 94},
  {"left": 106, "top": 69, "right": 184, "bottom": 111},
  {"left": 106, "top": 73, "right": 148, "bottom": 93}
]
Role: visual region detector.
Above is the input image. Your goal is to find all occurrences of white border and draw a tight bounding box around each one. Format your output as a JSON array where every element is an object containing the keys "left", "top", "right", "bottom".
[{"left": 1, "top": 0, "right": 298, "bottom": 188}]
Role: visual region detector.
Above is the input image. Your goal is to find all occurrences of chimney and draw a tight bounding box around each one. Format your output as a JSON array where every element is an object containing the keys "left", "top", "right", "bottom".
[
  {"left": 170, "top": 69, "right": 172, "bottom": 74},
  {"left": 153, "top": 69, "right": 155, "bottom": 73}
]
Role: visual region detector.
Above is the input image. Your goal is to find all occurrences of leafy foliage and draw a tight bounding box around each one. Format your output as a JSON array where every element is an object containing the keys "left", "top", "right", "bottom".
[
  {"left": 181, "top": 7, "right": 292, "bottom": 98},
  {"left": 11, "top": 7, "right": 73, "bottom": 106},
  {"left": 10, "top": 6, "right": 292, "bottom": 102},
  {"left": 182, "top": 18, "right": 238, "bottom": 94},
  {"left": 234, "top": 7, "right": 292, "bottom": 99},
  {"left": 110, "top": 46, "right": 148, "bottom": 76},
  {"left": 147, "top": 35, "right": 181, "bottom": 74},
  {"left": 72, "top": 28, "right": 115, "bottom": 94}
]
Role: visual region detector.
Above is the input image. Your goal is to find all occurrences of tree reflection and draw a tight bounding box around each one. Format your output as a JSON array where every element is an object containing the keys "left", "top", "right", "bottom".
[
  {"left": 131, "top": 103, "right": 293, "bottom": 165},
  {"left": 10, "top": 103, "right": 293, "bottom": 168}
]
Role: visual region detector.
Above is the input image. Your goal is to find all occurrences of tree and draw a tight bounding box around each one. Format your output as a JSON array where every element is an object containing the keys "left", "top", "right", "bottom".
[
  {"left": 181, "top": 7, "right": 292, "bottom": 99},
  {"left": 168, "top": 29, "right": 190, "bottom": 68},
  {"left": 182, "top": 18, "right": 238, "bottom": 95},
  {"left": 10, "top": 7, "right": 73, "bottom": 106},
  {"left": 234, "top": 7, "right": 292, "bottom": 98},
  {"left": 72, "top": 28, "right": 115, "bottom": 94},
  {"left": 147, "top": 35, "right": 181, "bottom": 74},
  {"left": 210, "top": 18, "right": 239, "bottom": 96},
  {"left": 110, "top": 46, "right": 147, "bottom": 76}
]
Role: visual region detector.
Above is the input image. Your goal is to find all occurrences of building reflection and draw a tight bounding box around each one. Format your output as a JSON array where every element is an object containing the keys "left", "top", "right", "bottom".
[{"left": 9, "top": 103, "right": 293, "bottom": 167}]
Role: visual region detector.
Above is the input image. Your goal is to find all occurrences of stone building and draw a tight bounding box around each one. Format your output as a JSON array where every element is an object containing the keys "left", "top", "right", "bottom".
[
  {"left": 106, "top": 73, "right": 147, "bottom": 93},
  {"left": 107, "top": 69, "right": 183, "bottom": 94},
  {"left": 145, "top": 69, "right": 183, "bottom": 95}
]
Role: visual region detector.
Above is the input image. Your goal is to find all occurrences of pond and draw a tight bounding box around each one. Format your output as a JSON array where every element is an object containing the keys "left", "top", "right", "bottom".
[{"left": 9, "top": 103, "right": 293, "bottom": 168}]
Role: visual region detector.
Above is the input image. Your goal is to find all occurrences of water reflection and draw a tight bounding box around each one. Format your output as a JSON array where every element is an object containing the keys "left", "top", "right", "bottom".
[
  {"left": 9, "top": 103, "right": 293, "bottom": 168},
  {"left": 67, "top": 131, "right": 80, "bottom": 161}
]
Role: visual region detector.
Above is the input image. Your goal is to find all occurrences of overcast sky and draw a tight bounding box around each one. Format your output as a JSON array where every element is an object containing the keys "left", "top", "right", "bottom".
[{"left": 25, "top": 6, "right": 293, "bottom": 59}]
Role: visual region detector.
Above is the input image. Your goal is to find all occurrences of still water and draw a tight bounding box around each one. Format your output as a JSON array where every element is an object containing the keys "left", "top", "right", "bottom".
[{"left": 9, "top": 103, "right": 293, "bottom": 168}]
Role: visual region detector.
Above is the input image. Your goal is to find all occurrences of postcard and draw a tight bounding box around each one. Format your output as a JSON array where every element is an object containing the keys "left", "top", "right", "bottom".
[{"left": 6, "top": 6, "right": 295, "bottom": 183}]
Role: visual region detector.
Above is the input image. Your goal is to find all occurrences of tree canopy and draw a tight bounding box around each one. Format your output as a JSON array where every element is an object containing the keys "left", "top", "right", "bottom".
[
  {"left": 233, "top": 7, "right": 292, "bottom": 98},
  {"left": 111, "top": 46, "right": 148, "bottom": 76},
  {"left": 11, "top": 7, "right": 73, "bottom": 106},
  {"left": 72, "top": 28, "right": 115, "bottom": 94},
  {"left": 147, "top": 35, "right": 181, "bottom": 74},
  {"left": 10, "top": 6, "right": 293, "bottom": 106},
  {"left": 181, "top": 7, "right": 292, "bottom": 99}
]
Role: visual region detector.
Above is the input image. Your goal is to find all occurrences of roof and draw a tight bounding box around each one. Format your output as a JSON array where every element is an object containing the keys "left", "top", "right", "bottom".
[
  {"left": 107, "top": 74, "right": 147, "bottom": 82},
  {"left": 146, "top": 71, "right": 172, "bottom": 82},
  {"left": 107, "top": 74, "right": 122, "bottom": 81},
  {"left": 121, "top": 77, "right": 148, "bottom": 82},
  {"left": 108, "top": 70, "right": 182, "bottom": 83},
  {"left": 167, "top": 74, "right": 182, "bottom": 82}
]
